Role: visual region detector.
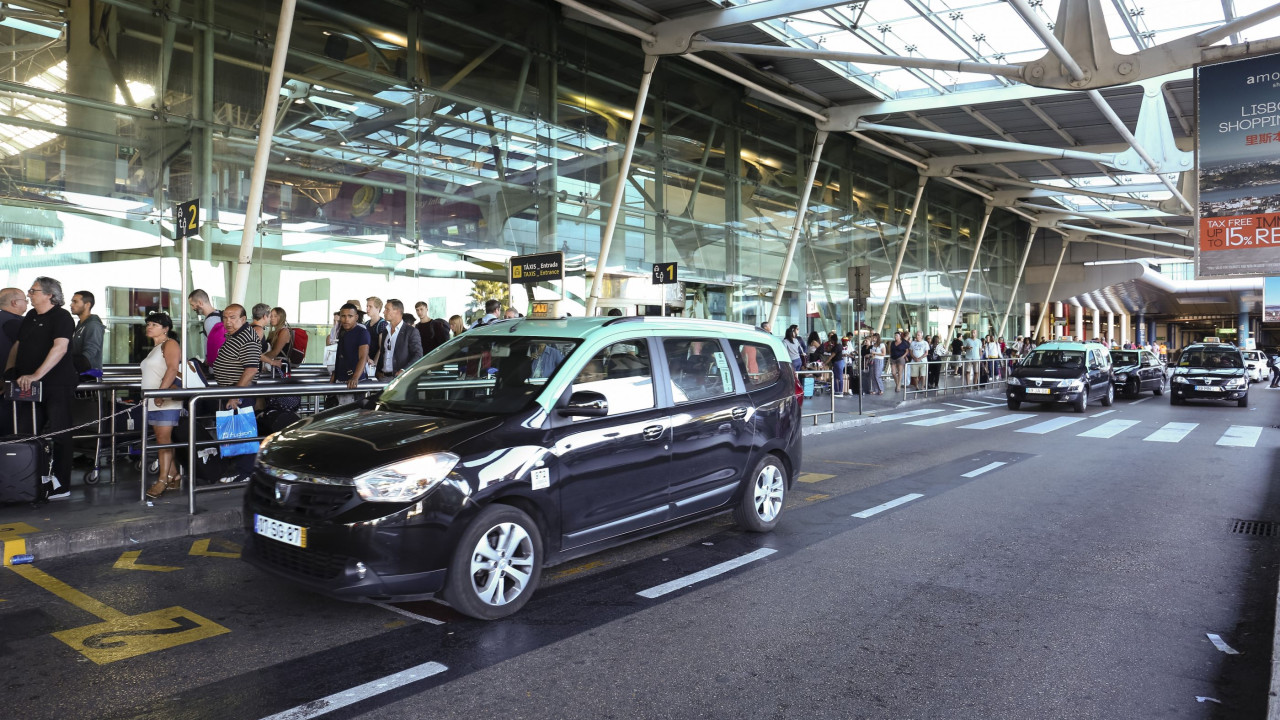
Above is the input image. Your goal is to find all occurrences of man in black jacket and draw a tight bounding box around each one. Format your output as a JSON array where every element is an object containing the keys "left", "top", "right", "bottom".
[{"left": 413, "top": 301, "right": 450, "bottom": 355}]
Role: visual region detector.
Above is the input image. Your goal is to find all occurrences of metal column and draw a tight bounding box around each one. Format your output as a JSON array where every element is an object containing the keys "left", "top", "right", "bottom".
[
  {"left": 767, "top": 131, "right": 828, "bottom": 330},
  {"left": 1075, "top": 305, "right": 1084, "bottom": 342},
  {"left": 875, "top": 176, "right": 927, "bottom": 335},
  {"left": 1092, "top": 309, "right": 1101, "bottom": 342},
  {"left": 1121, "top": 313, "right": 1131, "bottom": 346},
  {"left": 1034, "top": 242, "right": 1070, "bottom": 340},
  {"left": 946, "top": 204, "right": 993, "bottom": 344},
  {"left": 231, "top": 0, "right": 299, "bottom": 305},
  {"left": 585, "top": 55, "right": 658, "bottom": 317},
  {"left": 1106, "top": 312, "right": 1115, "bottom": 346},
  {"left": 997, "top": 223, "right": 1036, "bottom": 338}
]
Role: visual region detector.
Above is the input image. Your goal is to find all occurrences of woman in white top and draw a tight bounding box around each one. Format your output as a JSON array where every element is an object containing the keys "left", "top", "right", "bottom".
[
  {"left": 142, "top": 312, "right": 183, "bottom": 500},
  {"left": 984, "top": 335, "right": 1003, "bottom": 382},
  {"left": 869, "top": 332, "right": 886, "bottom": 395}
]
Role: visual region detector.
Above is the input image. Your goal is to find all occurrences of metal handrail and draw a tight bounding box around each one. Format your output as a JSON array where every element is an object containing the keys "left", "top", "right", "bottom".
[
  {"left": 796, "top": 369, "right": 837, "bottom": 425},
  {"left": 900, "top": 356, "right": 1016, "bottom": 399}
]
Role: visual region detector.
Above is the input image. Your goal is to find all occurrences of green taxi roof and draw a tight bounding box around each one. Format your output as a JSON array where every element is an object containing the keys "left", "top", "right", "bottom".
[{"left": 460, "top": 315, "right": 776, "bottom": 343}]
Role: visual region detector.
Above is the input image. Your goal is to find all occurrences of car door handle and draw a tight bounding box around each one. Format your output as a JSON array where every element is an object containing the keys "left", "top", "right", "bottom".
[
  {"left": 642, "top": 424, "right": 665, "bottom": 441},
  {"left": 731, "top": 406, "right": 748, "bottom": 420}
]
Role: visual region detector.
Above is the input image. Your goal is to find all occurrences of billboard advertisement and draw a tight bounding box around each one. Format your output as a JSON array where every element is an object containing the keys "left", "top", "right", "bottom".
[{"left": 1198, "top": 53, "right": 1280, "bottom": 277}]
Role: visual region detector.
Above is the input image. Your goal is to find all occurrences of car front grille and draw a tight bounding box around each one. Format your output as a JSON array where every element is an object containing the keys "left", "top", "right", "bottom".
[
  {"left": 249, "top": 474, "right": 355, "bottom": 519},
  {"left": 251, "top": 537, "right": 349, "bottom": 580}
]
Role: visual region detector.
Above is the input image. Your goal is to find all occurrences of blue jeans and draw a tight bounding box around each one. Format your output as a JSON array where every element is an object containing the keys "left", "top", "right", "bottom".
[
  {"left": 792, "top": 357, "right": 803, "bottom": 372},
  {"left": 832, "top": 359, "right": 846, "bottom": 394}
]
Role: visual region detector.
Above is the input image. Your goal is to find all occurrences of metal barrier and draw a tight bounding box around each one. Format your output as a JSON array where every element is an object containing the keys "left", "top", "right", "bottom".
[
  {"left": 796, "top": 369, "right": 837, "bottom": 425},
  {"left": 140, "top": 381, "right": 389, "bottom": 514},
  {"left": 900, "top": 357, "right": 1016, "bottom": 400}
]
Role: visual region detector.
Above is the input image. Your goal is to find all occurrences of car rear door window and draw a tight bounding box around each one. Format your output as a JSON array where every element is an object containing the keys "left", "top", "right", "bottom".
[
  {"left": 664, "top": 338, "right": 735, "bottom": 403},
  {"left": 569, "top": 339, "right": 655, "bottom": 417},
  {"left": 734, "top": 342, "right": 780, "bottom": 391}
]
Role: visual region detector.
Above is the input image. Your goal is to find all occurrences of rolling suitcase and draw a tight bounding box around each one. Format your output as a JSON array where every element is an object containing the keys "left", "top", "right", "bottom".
[{"left": 0, "top": 397, "right": 49, "bottom": 504}]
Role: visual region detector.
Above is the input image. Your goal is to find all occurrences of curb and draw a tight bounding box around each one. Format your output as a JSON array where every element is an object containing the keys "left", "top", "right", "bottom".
[
  {"left": 18, "top": 508, "right": 244, "bottom": 563},
  {"left": 1270, "top": 574, "right": 1280, "bottom": 719},
  {"left": 802, "top": 416, "right": 882, "bottom": 436}
]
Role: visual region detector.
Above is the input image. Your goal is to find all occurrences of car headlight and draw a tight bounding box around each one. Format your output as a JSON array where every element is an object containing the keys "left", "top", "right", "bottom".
[
  {"left": 1115, "top": 373, "right": 1128, "bottom": 382},
  {"left": 353, "top": 452, "right": 460, "bottom": 502},
  {"left": 1228, "top": 378, "right": 1247, "bottom": 389},
  {"left": 1006, "top": 376, "right": 1021, "bottom": 386},
  {"left": 1172, "top": 375, "right": 1189, "bottom": 384},
  {"left": 1059, "top": 379, "right": 1083, "bottom": 389}
]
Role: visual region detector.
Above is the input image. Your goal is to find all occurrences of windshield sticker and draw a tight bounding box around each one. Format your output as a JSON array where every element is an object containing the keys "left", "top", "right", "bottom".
[
  {"left": 713, "top": 352, "right": 732, "bottom": 392},
  {"left": 531, "top": 468, "right": 550, "bottom": 490}
]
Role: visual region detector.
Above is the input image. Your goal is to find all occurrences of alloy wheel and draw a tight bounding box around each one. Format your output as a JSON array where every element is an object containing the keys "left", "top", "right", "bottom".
[
  {"left": 469, "top": 522, "right": 535, "bottom": 607},
  {"left": 753, "top": 464, "right": 785, "bottom": 522}
]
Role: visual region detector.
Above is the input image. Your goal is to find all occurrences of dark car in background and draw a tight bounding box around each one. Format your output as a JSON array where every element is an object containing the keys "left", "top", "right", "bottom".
[
  {"left": 243, "top": 317, "right": 802, "bottom": 619},
  {"left": 1006, "top": 341, "right": 1114, "bottom": 413},
  {"left": 1170, "top": 343, "right": 1249, "bottom": 407},
  {"left": 1110, "top": 348, "right": 1166, "bottom": 398}
]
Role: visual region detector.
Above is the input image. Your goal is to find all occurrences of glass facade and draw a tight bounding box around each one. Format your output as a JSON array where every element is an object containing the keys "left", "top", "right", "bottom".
[{"left": 0, "top": 0, "right": 1030, "bottom": 365}]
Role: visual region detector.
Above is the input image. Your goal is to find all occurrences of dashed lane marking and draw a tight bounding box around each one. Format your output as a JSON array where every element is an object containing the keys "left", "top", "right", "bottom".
[
  {"left": 961, "top": 462, "right": 1006, "bottom": 478},
  {"left": 852, "top": 493, "right": 924, "bottom": 518},
  {"left": 636, "top": 548, "right": 777, "bottom": 599},
  {"left": 905, "top": 410, "right": 987, "bottom": 426},
  {"left": 1077, "top": 419, "right": 1140, "bottom": 438},
  {"left": 1217, "top": 425, "right": 1263, "bottom": 448},
  {"left": 820, "top": 460, "right": 884, "bottom": 467},
  {"left": 1129, "top": 396, "right": 1152, "bottom": 405},
  {"left": 1143, "top": 422, "right": 1197, "bottom": 443},
  {"left": 797, "top": 473, "right": 835, "bottom": 484},
  {"left": 804, "top": 494, "right": 831, "bottom": 503},
  {"left": 1016, "top": 417, "right": 1086, "bottom": 435},
  {"left": 373, "top": 602, "right": 445, "bottom": 626},
  {"left": 959, "top": 414, "right": 1033, "bottom": 430},
  {"left": 258, "top": 661, "right": 449, "bottom": 720}
]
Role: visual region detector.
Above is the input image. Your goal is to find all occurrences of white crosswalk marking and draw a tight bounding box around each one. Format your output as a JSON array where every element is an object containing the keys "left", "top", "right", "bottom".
[
  {"left": 1077, "top": 419, "right": 1140, "bottom": 438},
  {"left": 1088, "top": 410, "right": 1116, "bottom": 418},
  {"left": 959, "top": 414, "right": 1034, "bottom": 430},
  {"left": 1144, "top": 422, "right": 1197, "bottom": 443},
  {"left": 1217, "top": 426, "right": 1263, "bottom": 448},
  {"left": 906, "top": 410, "right": 988, "bottom": 426},
  {"left": 942, "top": 402, "right": 971, "bottom": 409},
  {"left": 1016, "top": 416, "right": 1087, "bottom": 435},
  {"left": 878, "top": 408, "right": 944, "bottom": 421}
]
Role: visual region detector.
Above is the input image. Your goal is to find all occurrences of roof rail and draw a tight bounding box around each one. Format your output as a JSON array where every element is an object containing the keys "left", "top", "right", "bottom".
[{"left": 603, "top": 316, "right": 645, "bottom": 326}]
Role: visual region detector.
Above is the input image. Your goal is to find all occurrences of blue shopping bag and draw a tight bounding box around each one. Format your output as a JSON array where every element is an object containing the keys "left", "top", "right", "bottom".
[{"left": 215, "top": 407, "right": 260, "bottom": 457}]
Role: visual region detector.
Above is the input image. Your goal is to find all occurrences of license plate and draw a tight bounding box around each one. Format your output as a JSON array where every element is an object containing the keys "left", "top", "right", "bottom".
[
  {"left": 255, "top": 514, "right": 307, "bottom": 548},
  {"left": 1194, "top": 385, "right": 1221, "bottom": 392},
  {"left": 1026, "top": 387, "right": 1050, "bottom": 394}
]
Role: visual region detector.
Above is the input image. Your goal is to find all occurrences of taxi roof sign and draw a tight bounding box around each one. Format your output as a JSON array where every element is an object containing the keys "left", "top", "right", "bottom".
[{"left": 527, "top": 300, "right": 561, "bottom": 318}]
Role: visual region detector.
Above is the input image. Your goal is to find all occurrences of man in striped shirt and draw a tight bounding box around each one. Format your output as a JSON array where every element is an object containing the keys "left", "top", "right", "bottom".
[{"left": 210, "top": 303, "right": 259, "bottom": 410}]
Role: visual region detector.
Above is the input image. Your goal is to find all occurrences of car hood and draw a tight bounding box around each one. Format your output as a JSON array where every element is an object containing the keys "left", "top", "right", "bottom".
[
  {"left": 1010, "top": 366, "right": 1087, "bottom": 380},
  {"left": 258, "top": 407, "right": 500, "bottom": 479}
]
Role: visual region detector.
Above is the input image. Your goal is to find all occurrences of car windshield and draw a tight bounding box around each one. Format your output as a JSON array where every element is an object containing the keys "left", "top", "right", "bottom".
[
  {"left": 1021, "top": 349, "right": 1086, "bottom": 370},
  {"left": 1111, "top": 351, "right": 1140, "bottom": 366},
  {"left": 377, "top": 335, "right": 579, "bottom": 416},
  {"left": 1179, "top": 348, "right": 1243, "bottom": 369}
]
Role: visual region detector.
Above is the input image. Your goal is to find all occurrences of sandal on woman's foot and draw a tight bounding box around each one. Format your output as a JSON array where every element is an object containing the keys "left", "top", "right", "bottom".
[
  {"left": 164, "top": 473, "right": 181, "bottom": 491},
  {"left": 145, "top": 478, "right": 168, "bottom": 499}
]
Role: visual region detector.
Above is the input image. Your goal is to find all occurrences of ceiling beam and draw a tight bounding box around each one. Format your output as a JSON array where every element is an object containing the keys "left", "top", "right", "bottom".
[{"left": 645, "top": 0, "right": 851, "bottom": 54}]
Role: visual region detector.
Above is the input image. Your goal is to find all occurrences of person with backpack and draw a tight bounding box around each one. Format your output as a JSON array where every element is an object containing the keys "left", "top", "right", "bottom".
[
  {"left": 261, "top": 306, "right": 294, "bottom": 372},
  {"left": 471, "top": 298, "right": 502, "bottom": 328},
  {"left": 414, "top": 301, "right": 451, "bottom": 355},
  {"left": 364, "top": 296, "right": 390, "bottom": 376},
  {"left": 187, "top": 288, "right": 224, "bottom": 365}
]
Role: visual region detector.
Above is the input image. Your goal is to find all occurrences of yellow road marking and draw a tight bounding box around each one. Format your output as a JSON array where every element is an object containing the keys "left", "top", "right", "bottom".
[
  {"left": 797, "top": 472, "right": 835, "bottom": 484},
  {"left": 820, "top": 460, "right": 883, "bottom": 467},
  {"left": 53, "top": 606, "right": 230, "bottom": 665},
  {"left": 804, "top": 493, "right": 831, "bottom": 502},
  {"left": 549, "top": 559, "right": 608, "bottom": 580},
  {"left": 3, "top": 537, "right": 28, "bottom": 566},
  {"left": 7, "top": 565, "right": 126, "bottom": 621},
  {"left": 189, "top": 538, "right": 242, "bottom": 558},
  {"left": 113, "top": 551, "right": 182, "bottom": 573},
  {"left": 0, "top": 522, "right": 39, "bottom": 539}
]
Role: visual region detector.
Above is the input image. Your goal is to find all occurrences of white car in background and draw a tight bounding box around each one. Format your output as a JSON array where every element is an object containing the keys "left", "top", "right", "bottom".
[{"left": 1241, "top": 349, "right": 1267, "bottom": 383}]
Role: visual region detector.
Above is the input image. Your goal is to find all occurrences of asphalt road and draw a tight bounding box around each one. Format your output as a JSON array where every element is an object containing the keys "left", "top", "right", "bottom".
[{"left": 2, "top": 382, "right": 1278, "bottom": 719}]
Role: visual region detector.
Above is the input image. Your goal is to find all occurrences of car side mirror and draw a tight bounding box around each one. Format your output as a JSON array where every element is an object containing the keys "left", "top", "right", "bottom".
[{"left": 560, "top": 390, "right": 608, "bottom": 417}]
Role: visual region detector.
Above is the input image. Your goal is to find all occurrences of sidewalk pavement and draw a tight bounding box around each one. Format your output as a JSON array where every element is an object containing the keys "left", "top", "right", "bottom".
[{"left": 0, "top": 380, "right": 1008, "bottom": 566}]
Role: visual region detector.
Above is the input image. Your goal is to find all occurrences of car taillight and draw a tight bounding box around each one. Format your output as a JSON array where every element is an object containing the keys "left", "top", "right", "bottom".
[{"left": 794, "top": 374, "right": 804, "bottom": 407}]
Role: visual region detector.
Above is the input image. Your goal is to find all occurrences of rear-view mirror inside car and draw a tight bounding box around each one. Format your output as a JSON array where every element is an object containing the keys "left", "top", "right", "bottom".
[{"left": 559, "top": 390, "right": 609, "bottom": 417}]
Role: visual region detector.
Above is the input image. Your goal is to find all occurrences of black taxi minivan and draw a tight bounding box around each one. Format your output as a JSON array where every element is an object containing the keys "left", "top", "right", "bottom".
[
  {"left": 1005, "top": 340, "right": 1114, "bottom": 412},
  {"left": 1169, "top": 342, "right": 1249, "bottom": 407},
  {"left": 244, "top": 316, "right": 802, "bottom": 619}
]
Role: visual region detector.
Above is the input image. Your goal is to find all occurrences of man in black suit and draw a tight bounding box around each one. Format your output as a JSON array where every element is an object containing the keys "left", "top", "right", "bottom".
[{"left": 377, "top": 299, "right": 423, "bottom": 380}]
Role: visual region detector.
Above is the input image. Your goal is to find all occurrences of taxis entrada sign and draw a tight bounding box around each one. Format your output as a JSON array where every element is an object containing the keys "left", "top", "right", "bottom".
[{"left": 509, "top": 252, "right": 564, "bottom": 284}]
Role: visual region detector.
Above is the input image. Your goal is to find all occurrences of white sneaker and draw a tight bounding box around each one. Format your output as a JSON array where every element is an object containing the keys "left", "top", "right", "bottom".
[{"left": 46, "top": 490, "right": 70, "bottom": 501}]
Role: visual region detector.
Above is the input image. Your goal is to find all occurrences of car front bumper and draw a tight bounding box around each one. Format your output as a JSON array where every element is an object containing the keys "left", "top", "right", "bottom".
[
  {"left": 1007, "top": 385, "right": 1083, "bottom": 404},
  {"left": 1170, "top": 384, "right": 1246, "bottom": 401}
]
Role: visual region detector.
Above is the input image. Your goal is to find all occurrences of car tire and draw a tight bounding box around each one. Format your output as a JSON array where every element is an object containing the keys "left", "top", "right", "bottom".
[
  {"left": 1007, "top": 399, "right": 1021, "bottom": 411},
  {"left": 1102, "top": 384, "right": 1113, "bottom": 407},
  {"left": 734, "top": 455, "right": 788, "bottom": 533},
  {"left": 1239, "top": 394, "right": 1249, "bottom": 408},
  {"left": 1153, "top": 379, "right": 1164, "bottom": 396},
  {"left": 1125, "top": 380, "right": 1139, "bottom": 398},
  {"left": 1073, "top": 390, "right": 1087, "bottom": 413},
  {"left": 443, "top": 504, "right": 543, "bottom": 621}
]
